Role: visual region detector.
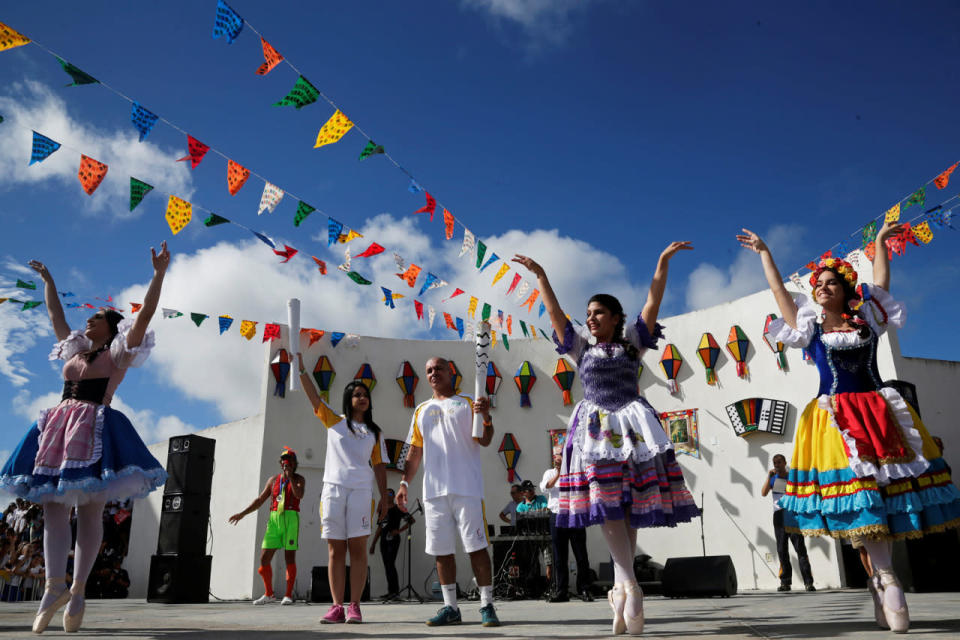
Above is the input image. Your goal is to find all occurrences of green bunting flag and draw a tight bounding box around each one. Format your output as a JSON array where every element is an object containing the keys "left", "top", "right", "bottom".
[
  {"left": 293, "top": 201, "right": 316, "bottom": 227},
  {"left": 358, "top": 140, "right": 384, "bottom": 161},
  {"left": 129, "top": 177, "right": 154, "bottom": 211},
  {"left": 204, "top": 213, "right": 230, "bottom": 227},
  {"left": 862, "top": 220, "right": 878, "bottom": 247},
  {"left": 346, "top": 271, "right": 372, "bottom": 285},
  {"left": 16, "top": 279, "right": 36, "bottom": 290},
  {"left": 501, "top": 334, "right": 510, "bottom": 351},
  {"left": 190, "top": 313, "right": 209, "bottom": 327},
  {"left": 57, "top": 57, "right": 98, "bottom": 86},
  {"left": 905, "top": 186, "right": 925, "bottom": 209},
  {"left": 273, "top": 75, "right": 319, "bottom": 109},
  {"left": 476, "top": 241, "right": 487, "bottom": 269},
  {"left": 21, "top": 301, "right": 42, "bottom": 310},
  {"left": 481, "top": 302, "right": 492, "bottom": 322}
]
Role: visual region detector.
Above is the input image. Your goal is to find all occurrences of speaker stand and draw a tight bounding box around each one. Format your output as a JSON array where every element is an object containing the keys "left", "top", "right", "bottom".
[{"left": 395, "top": 515, "right": 424, "bottom": 603}]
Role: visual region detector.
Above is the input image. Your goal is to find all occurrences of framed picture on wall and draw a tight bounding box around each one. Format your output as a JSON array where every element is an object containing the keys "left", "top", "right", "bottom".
[
  {"left": 659, "top": 409, "right": 700, "bottom": 459},
  {"left": 548, "top": 428, "right": 566, "bottom": 460}
]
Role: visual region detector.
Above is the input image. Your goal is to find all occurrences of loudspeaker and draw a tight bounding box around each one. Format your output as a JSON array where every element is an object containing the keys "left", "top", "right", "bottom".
[
  {"left": 147, "top": 554, "right": 211, "bottom": 603},
  {"left": 165, "top": 435, "right": 215, "bottom": 496},
  {"left": 310, "top": 566, "right": 370, "bottom": 602},
  {"left": 662, "top": 555, "right": 737, "bottom": 597},
  {"left": 156, "top": 492, "right": 209, "bottom": 555}
]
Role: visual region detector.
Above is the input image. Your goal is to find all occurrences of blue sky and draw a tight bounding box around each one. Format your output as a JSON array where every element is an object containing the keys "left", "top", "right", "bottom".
[{"left": 1, "top": 1, "right": 959, "bottom": 452}]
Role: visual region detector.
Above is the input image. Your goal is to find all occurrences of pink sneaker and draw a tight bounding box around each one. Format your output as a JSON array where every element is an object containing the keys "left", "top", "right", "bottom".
[
  {"left": 321, "top": 604, "right": 345, "bottom": 624},
  {"left": 346, "top": 602, "right": 363, "bottom": 624}
]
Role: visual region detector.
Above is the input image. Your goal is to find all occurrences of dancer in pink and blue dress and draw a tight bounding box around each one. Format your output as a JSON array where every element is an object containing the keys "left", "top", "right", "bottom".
[
  {"left": 513, "top": 243, "right": 700, "bottom": 636},
  {"left": 0, "top": 244, "right": 170, "bottom": 634},
  {"left": 738, "top": 222, "right": 960, "bottom": 634}
]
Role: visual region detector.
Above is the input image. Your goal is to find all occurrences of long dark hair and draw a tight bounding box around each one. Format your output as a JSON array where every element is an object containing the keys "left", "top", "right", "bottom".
[
  {"left": 818, "top": 267, "right": 870, "bottom": 339},
  {"left": 342, "top": 380, "right": 382, "bottom": 439},
  {"left": 83, "top": 309, "right": 124, "bottom": 363},
  {"left": 588, "top": 293, "right": 639, "bottom": 359}
]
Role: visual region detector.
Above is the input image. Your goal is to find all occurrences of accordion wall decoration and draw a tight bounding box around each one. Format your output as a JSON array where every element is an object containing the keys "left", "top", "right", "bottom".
[
  {"left": 725, "top": 398, "right": 789, "bottom": 437},
  {"left": 383, "top": 438, "right": 411, "bottom": 471}
]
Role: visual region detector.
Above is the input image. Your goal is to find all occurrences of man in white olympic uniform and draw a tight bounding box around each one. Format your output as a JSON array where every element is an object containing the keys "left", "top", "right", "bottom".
[{"left": 397, "top": 357, "right": 500, "bottom": 627}]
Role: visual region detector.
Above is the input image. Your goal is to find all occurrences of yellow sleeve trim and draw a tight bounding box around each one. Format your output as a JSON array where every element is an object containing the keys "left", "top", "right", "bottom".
[
  {"left": 410, "top": 405, "right": 424, "bottom": 448},
  {"left": 370, "top": 435, "right": 383, "bottom": 465},
  {"left": 314, "top": 401, "right": 342, "bottom": 429}
]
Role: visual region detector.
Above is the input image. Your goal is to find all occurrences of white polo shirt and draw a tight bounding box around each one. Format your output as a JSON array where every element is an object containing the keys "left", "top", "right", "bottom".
[
  {"left": 315, "top": 404, "right": 387, "bottom": 490},
  {"left": 540, "top": 468, "right": 560, "bottom": 514},
  {"left": 407, "top": 394, "right": 483, "bottom": 500}
]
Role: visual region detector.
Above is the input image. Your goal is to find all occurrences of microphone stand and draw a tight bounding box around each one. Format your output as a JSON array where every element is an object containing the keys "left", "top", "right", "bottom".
[
  {"left": 700, "top": 491, "right": 706, "bottom": 557},
  {"left": 396, "top": 499, "right": 424, "bottom": 603}
]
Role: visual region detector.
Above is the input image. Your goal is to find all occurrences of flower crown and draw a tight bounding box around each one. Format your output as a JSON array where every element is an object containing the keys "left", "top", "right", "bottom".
[{"left": 809, "top": 257, "right": 858, "bottom": 289}]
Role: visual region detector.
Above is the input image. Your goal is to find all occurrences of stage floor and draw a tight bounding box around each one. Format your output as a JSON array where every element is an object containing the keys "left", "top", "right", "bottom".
[{"left": 1, "top": 590, "right": 958, "bottom": 638}]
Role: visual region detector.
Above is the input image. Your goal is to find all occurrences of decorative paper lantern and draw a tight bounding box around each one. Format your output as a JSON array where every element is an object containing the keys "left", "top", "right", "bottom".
[
  {"left": 552, "top": 358, "right": 576, "bottom": 406},
  {"left": 513, "top": 360, "right": 537, "bottom": 407},
  {"left": 762, "top": 314, "right": 788, "bottom": 371},
  {"left": 353, "top": 363, "right": 377, "bottom": 392},
  {"left": 448, "top": 360, "right": 463, "bottom": 394},
  {"left": 270, "top": 349, "right": 290, "bottom": 398},
  {"left": 696, "top": 333, "right": 720, "bottom": 385},
  {"left": 498, "top": 433, "right": 522, "bottom": 482},
  {"left": 312, "top": 355, "right": 335, "bottom": 402},
  {"left": 725, "top": 325, "right": 750, "bottom": 379},
  {"left": 395, "top": 361, "right": 419, "bottom": 408},
  {"left": 485, "top": 361, "right": 503, "bottom": 407},
  {"left": 659, "top": 344, "right": 683, "bottom": 394}
]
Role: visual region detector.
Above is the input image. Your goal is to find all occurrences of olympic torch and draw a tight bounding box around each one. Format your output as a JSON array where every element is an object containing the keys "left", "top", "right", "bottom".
[{"left": 473, "top": 321, "right": 491, "bottom": 440}]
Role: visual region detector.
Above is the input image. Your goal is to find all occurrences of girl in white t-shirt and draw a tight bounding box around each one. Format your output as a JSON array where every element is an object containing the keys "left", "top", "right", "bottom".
[{"left": 297, "top": 354, "right": 388, "bottom": 625}]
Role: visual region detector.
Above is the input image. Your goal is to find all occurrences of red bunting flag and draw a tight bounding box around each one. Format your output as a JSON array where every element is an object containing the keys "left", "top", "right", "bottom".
[
  {"left": 443, "top": 208, "right": 455, "bottom": 240},
  {"left": 805, "top": 261, "right": 817, "bottom": 271},
  {"left": 443, "top": 288, "right": 465, "bottom": 302},
  {"left": 935, "top": 162, "right": 958, "bottom": 189},
  {"left": 273, "top": 245, "right": 298, "bottom": 262},
  {"left": 301, "top": 328, "right": 325, "bottom": 346},
  {"left": 414, "top": 300, "right": 424, "bottom": 320},
  {"left": 506, "top": 273, "right": 521, "bottom": 295},
  {"left": 255, "top": 37, "right": 284, "bottom": 75},
  {"left": 78, "top": 155, "right": 108, "bottom": 195},
  {"left": 262, "top": 323, "right": 282, "bottom": 342},
  {"left": 443, "top": 312, "right": 457, "bottom": 330},
  {"left": 820, "top": 250, "right": 832, "bottom": 260},
  {"left": 130, "top": 302, "right": 142, "bottom": 313},
  {"left": 355, "top": 242, "right": 385, "bottom": 258},
  {"left": 227, "top": 159, "right": 250, "bottom": 195},
  {"left": 414, "top": 192, "right": 437, "bottom": 221},
  {"left": 311, "top": 256, "right": 327, "bottom": 274},
  {"left": 900, "top": 223, "right": 919, "bottom": 247},
  {"left": 177, "top": 135, "right": 210, "bottom": 169}
]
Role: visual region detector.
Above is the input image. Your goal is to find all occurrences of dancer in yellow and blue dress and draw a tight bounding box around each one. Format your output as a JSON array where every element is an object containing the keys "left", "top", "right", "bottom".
[
  {"left": 738, "top": 222, "right": 960, "bottom": 633},
  {"left": 513, "top": 243, "right": 700, "bottom": 636},
  {"left": 0, "top": 244, "right": 170, "bottom": 634}
]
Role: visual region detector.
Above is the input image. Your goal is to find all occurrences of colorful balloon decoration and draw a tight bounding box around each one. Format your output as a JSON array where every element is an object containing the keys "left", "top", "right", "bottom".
[
  {"left": 659, "top": 343, "right": 683, "bottom": 394},
  {"left": 552, "top": 358, "right": 576, "bottom": 406},
  {"left": 696, "top": 333, "right": 721, "bottom": 385},
  {"left": 513, "top": 361, "right": 537, "bottom": 407},
  {"left": 448, "top": 360, "right": 463, "bottom": 394},
  {"left": 498, "top": 433, "right": 522, "bottom": 482},
  {"left": 395, "top": 361, "right": 418, "bottom": 408},
  {"left": 312, "top": 355, "right": 335, "bottom": 402},
  {"left": 725, "top": 325, "right": 750, "bottom": 379},
  {"left": 353, "top": 363, "right": 377, "bottom": 392},
  {"left": 485, "top": 361, "right": 503, "bottom": 407},
  {"left": 762, "top": 314, "right": 788, "bottom": 371},
  {"left": 270, "top": 349, "right": 290, "bottom": 398}
]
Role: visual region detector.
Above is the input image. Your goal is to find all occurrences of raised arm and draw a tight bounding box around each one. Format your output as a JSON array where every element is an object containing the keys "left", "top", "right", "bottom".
[
  {"left": 512, "top": 255, "right": 568, "bottom": 340},
  {"left": 736, "top": 229, "right": 798, "bottom": 328},
  {"left": 125, "top": 242, "right": 170, "bottom": 349},
  {"left": 28, "top": 261, "right": 70, "bottom": 341},
  {"left": 296, "top": 352, "right": 341, "bottom": 426},
  {"left": 640, "top": 241, "right": 693, "bottom": 334},
  {"left": 872, "top": 220, "right": 903, "bottom": 292}
]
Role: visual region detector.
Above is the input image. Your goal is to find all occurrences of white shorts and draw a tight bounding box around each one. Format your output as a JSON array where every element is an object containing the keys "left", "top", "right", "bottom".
[
  {"left": 320, "top": 483, "right": 374, "bottom": 540},
  {"left": 424, "top": 494, "right": 489, "bottom": 556}
]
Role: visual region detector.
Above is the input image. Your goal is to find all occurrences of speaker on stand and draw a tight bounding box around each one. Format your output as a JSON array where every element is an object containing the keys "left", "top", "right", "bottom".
[{"left": 147, "top": 435, "right": 216, "bottom": 603}]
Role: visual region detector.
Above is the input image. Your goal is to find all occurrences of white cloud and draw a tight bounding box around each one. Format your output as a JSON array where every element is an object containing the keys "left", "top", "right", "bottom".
[
  {"left": 684, "top": 224, "right": 806, "bottom": 311},
  {"left": 0, "top": 303, "right": 49, "bottom": 387},
  {"left": 0, "top": 80, "right": 194, "bottom": 218},
  {"left": 461, "top": 0, "right": 590, "bottom": 50}
]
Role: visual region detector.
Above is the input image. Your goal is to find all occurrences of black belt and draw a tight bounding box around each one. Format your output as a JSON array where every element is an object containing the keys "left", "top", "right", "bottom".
[{"left": 62, "top": 378, "right": 109, "bottom": 404}]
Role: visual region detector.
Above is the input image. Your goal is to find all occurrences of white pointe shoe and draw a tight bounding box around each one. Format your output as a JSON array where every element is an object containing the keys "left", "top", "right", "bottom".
[
  {"left": 867, "top": 573, "right": 888, "bottom": 630},
  {"left": 877, "top": 569, "right": 909, "bottom": 634},
  {"left": 62, "top": 582, "right": 85, "bottom": 634},
  {"left": 32, "top": 579, "right": 71, "bottom": 634},
  {"left": 623, "top": 581, "right": 645, "bottom": 635},
  {"left": 608, "top": 583, "right": 626, "bottom": 635}
]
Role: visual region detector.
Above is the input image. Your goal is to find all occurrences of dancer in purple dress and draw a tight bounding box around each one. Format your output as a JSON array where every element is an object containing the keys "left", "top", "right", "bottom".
[{"left": 513, "top": 243, "right": 700, "bottom": 636}]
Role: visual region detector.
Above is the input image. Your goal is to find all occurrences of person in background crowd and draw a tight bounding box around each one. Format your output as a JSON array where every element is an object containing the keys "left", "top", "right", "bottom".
[
  {"left": 499, "top": 485, "right": 522, "bottom": 527},
  {"left": 761, "top": 454, "right": 815, "bottom": 592},
  {"left": 542, "top": 455, "right": 593, "bottom": 603},
  {"left": 369, "top": 487, "right": 415, "bottom": 599}
]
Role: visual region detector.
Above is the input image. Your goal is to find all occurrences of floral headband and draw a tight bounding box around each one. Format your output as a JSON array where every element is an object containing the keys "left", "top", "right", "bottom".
[{"left": 809, "top": 257, "right": 858, "bottom": 289}]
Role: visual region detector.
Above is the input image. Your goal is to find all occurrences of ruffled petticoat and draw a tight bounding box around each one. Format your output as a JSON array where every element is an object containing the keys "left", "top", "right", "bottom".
[
  {"left": 781, "top": 388, "right": 960, "bottom": 540},
  {"left": 556, "top": 395, "right": 701, "bottom": 529}
]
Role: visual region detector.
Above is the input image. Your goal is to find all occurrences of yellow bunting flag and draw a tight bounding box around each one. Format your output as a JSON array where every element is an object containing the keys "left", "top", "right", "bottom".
[
  {"left": 913, "top": 221, "right": 933, "bottom": 244},
  {"left": 339, "top": 229, "right": 363, "bottom": 243},
  {"left": 78, "top": 155, "right": 108, "bottom": 195},
  {"left": 468, "top": 296, "right": 478, "bottom": 319},
  {"left": 0, "top": 22, "right": 30, "bottom": 52},
  {"left": 491, "top": 263, "right": 510, "bottom": 286},
  {"left": 884, "top": 202, "right": 901, "bottom": 223},
  {"left": 164, "top": 195, "right": 192, "bottom": 234},
  {"left": 240, "top": 320, "right": 257, "bottom": 341},
  {"left": 491, "top": 330, "right": 497, "bottom": 348},
  {"left": 314, "top": 109, "right": 354, "bottom": 148}
]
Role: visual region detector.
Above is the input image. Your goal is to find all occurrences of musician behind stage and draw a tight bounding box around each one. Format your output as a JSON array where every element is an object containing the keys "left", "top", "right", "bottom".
[
  {"left": 541, "top": 455, "right": 593, "bottom": 603},
  {"left": 369, "top": 487, "right": 415, "bottom": 600},
  {"left": 515, "top": 480, "right": 551, "bottom": 586}
]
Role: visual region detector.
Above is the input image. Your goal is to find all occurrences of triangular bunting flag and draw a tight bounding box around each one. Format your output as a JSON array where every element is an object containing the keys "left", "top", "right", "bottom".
[
  {"left": 515, "top": 281, "right": 530, "bottom": 302},
  {"left": 0, "top": 22, "right": 30, "bottom": 52},
  {"left": 239, "top": 320, "right": 257, "bottom": 340},
  {"left": 131, "top": 302, "right": 142, "bottom": 313},
  {"left": 476, "top": 241, "right": 487, "bottom": 269},
  {"left": 913, "top": 221, "right": 934, "bottom": 244},
  {"left": 162, "top": 308, "right": 183, "bottom": 319},
  {"left": 359, "top": 140, "right": 384, "bottom": 161},
  {"left": 524, "top": 289, "right": 540, "bottom": 312},
  {"left": 339, "top": 229, "right": 363, "bottom": 243},
  {"left": 459, "top": 228, "right": 475, "bottom": 258},
  {"left": 443, "top": 288, "right": 465, "bottom": 303},
  {"left": 293, "top": 201, "right": 316, "bottom": 227},
  {"left": 190, "top": 313, "right": 208, "bottom": 327},
  {"left": 418, "top": 273, "right": 447, "bottom": 296},
  {"left": 165, "top": 195, "right": 192, "bottom": 234},
  {"left": 303, "top": 328, "right": 325, "bottom": 346},
  {"left": 312, "top": 256, "right": 328, "bottom": 274},
  {"left": 227, "top": 159, "right": 250, "bottom": 195},
  {"left": 397, "top": 263, "right": 421, "bottom": 287},
  {"left": 330, "top": 332, "right": 345, "bottom": 347},
  {"left": 468, "top": 296, "right": 478, "bottom": 318},
  {"left": 21, "top": 301, "right": 42, "bottom": 311},
  {"left": 273, "top": 75, "right": 319, "bottom": 109},
  {"left": 328, "top": 218, "right": 344, "bottom": 246},
  {"left": 443, "top": 208, "right": 455, "bottom": 239},
  {"left": 414, "top": 192, "right": 437, "bottom": 221},
  {"left": 501, "top": 333, "right": 510, "bottom": 351},
  {"left": 506, "top": 314, "right": 513, "bottom": 335},
  {"left": 218, "top": 315, "right": 233, "bottom": 334},
  {"left": 506, "top": 273, "right": 521, "bottom": 295},
  {"left": 314, "top": 109, "right": 354, "bottom": 148},
  {"left": 480, "top": 253, "right": 500, "bottom": 272},
  {"left": 491, "top": 263, "right": 510, "bottom": 286},
  {"left": 539, "top": 300, "right": 546, "bottom": 317},
  {"left": 78, "top": 155, "right": 108, "bottom": 195},
  {"left": 381, "top": 287, "right": 399, "bottom": 308},
  {"left": 346, "top": 271, "right": 372, "bottom": 285},
  {"left": 129, "top": 177, "right": 153, "bottom": 211},
  {"left": 255, "top": 37, "right": 284, "bottom": 75},
  {"left": 262, "top": 323, "right": 281, "bottom": 342},
  {"left": 258, "top": 182, "right": 284, "bottom": 215},
  {"left": 273, "top": 245, "right": 298, "bottom": 263},
  {"left": 414, "top": 300, "right": 424, "bottom": 320},
  {"left": 885, "top": 203, "right": 901, "bottom": 223},
  {"left": 204, "top": 213, "right": 230, "bottom": 227},
  {"left": 481, "top": 303, "right": 491, "bottom": 322},
  {"left": 356, "top": 242, "right": 384, "bottom": 258},
  {"left": 177, "top": 135, "right": 210, "bottom": 169},
  {"left": 443, "top": 312, "right": 456, "bottom": 330},
  {"left": 408, "top": 179, "right": 422, "bottom": 193},
  {"left": 904, "top": 187, "right": 925, "bottom": 209},
  {"left": 30, "top": 131, "right": 61, "bottom": 165},
  {"left": 934, "top": 162, "right": 958, "bottom": 190},
  {"left": 15, "top": 279, "right": 35, "bottom": 290},
  {"left": 428, "top": 306, "right": 436, "bottom": 329},
  {"left": 519, "top": 320, "right": 528, "bottom": 337},
  {"left": 338, "top": 247, "right": 352, "bottom": 273},
  {"left": 131, "top": 102, "right": 158, "bottom": 142},
  {"left": 456, "top": 317, "right": 464, "bottom": 339},
  {"left": 212, "top": 0, "right": 244, "bottom": 43},
  {"left": 57, "top": 57, "right": 98, "bottom": 86}
]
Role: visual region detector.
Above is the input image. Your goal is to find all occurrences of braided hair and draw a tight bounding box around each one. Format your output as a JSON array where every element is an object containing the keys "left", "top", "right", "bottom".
[
  {"left": 587, "top": 293, "right": 639, "bottom": 359},
  {"left": 341, "top": 380, "right": 382, "bottom": 439},
  {"left": 816, "top": 267, "right": 870, "bottom": 339},
  {"left": 82, "top": 309, "right": 124, "bottom": 363}
]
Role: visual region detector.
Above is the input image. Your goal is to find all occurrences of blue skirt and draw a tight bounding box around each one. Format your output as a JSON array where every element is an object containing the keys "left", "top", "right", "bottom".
[{"left": 0, "top": 406, "right": 167, "bottom": 505}]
